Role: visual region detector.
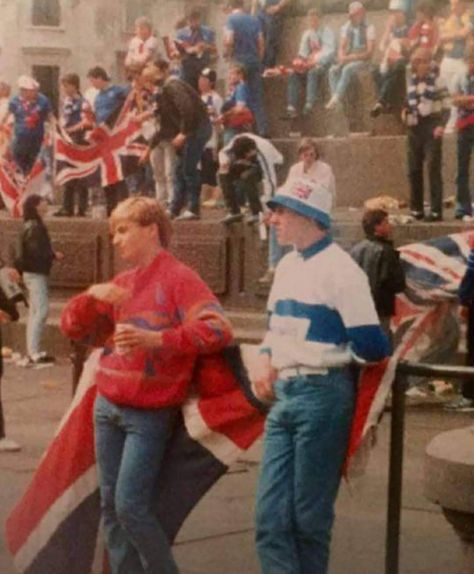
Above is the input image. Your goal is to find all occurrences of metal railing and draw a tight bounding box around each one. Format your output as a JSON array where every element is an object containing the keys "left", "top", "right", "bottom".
[{"left": 386, "top": 361, "right": 474, "bottom": 574}]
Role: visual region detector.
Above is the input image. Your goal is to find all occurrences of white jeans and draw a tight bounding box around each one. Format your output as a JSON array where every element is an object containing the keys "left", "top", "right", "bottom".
[
  {"left": 23, "top": 272, "right": 49, "bottom": 357},
  {"left": 150, "top": 142, "right": 176, "bottom": 205}
]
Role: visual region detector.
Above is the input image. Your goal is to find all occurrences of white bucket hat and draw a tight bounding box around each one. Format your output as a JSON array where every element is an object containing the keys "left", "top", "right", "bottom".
[
  {"left": 267, "top": 178, "right": 333, "bottom": 229},
  {"left": 18, "top": 75, "right": 39, "bottom": 90}
]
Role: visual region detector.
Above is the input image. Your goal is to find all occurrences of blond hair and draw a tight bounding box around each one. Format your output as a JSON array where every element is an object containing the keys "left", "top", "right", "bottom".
[{"left": 109, "top": 197, "right": 173, "bottom": 248}]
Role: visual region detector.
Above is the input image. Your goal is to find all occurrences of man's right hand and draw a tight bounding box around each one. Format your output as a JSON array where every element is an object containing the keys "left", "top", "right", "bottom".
[{"left": 87, "top": 283, "right": 130, "bottom": 305}]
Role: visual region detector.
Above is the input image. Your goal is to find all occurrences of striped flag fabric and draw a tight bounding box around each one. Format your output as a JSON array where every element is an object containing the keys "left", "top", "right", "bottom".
[
  {"left": 54, "top": 100, "right": 147, "bottom": 189},
  {"left": 4, "top": 232, "right": 469, "bottom": 571}
]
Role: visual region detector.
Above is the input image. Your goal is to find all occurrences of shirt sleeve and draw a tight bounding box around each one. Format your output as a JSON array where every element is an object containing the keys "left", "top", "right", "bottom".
[{"left": 160, "top": 268, "right": 234, "bottom": 356}]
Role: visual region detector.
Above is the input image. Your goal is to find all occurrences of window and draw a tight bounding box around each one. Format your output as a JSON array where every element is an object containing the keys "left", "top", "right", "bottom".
[
  {"left": 124, "top": 0, "right": 152, "bottom": 32},
  {"left": 32, "top": 0, "right": 61, "bottom": 27}
]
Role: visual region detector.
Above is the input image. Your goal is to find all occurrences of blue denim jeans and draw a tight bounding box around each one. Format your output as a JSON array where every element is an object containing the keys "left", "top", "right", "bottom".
[
  {"left": 255, "top": 369, "right": 355, "bottom": 574},
  {"left": 329, "top": 61, "right": 366, "bottom": 99},
  {"left": 170, "top": 119, "right": 212, "bottom": 217},
  {"left": 287, "top": 67, "right": 327, "bottom": 110},
  {"left": 94, "top": 394, "right": 179, "bottom": 574},
  {"left": 23, "top": 272, "right": 49, "bottom": 358}
]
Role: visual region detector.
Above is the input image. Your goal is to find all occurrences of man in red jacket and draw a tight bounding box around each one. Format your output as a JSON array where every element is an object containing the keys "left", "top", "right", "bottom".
[{"left": 61, "top": 197, "right": 233, "bottom": 574}]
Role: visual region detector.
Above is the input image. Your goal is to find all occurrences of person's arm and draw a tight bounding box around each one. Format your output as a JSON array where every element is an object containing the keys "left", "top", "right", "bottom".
[
  {"left": 60, "top": 282, "right": 129, "bottom": 347},
  {"left": 335, "top": 264, "right": 390, "bottom": 362}
]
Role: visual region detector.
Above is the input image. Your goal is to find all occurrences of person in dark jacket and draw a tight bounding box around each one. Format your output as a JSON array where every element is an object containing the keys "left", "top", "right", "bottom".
[
  {"left": 350, "top": 208, "right": 406, "bottom": 338},
  {"left": 15, "top": 194, "right": 63, "bottom": 367},
  {"left": 140, "top": 59, "right": 212, "bottom": 220},
  {"left": 0, "top": 259, "right": 21, "bottom": 451},
  {"left": 446, "top": 231, "right": 474, "bottom": 411}
]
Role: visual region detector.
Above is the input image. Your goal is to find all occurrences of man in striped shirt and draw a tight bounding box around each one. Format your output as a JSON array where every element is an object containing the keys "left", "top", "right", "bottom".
[{"left": 253, "top": 178, "right": 389, "bottom": 574}]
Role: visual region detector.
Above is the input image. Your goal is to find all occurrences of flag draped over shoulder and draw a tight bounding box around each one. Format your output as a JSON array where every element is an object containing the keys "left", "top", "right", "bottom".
[
  {"left": 4, "top": 232, "right": 469, "bottom": 572},
  {"left": 54, "top": 98, "right": 147, "bottom": 189}
]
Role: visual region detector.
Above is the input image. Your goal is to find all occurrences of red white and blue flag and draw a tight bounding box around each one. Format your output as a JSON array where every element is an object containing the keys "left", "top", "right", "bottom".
[
  {"left": 4, "top": 232, "right": 468, "bottom": 572},
  {"left": 0, "top": 155, "right": 47, "bottom": 218},
  {"left": 54, "top": 101, "right": 146, "bottom": 189}
]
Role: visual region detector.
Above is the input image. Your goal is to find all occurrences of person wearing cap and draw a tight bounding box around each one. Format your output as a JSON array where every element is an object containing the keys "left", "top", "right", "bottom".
[
  {"left": 198, "top": 68, "right": 223, "bottom": 208},
  {"left": 326, "top": 1, "right": 375, "bottom": 111},
  {"left": 3, "top": 75, "right": 52, "bottom": 175},
  {"left": 253, "top": 179, "right": 389, "bottom": 574},
  {"left": 87, "top": 66, "right": 131, "bottom": 215},
  {"left": 125, "top": 16, "right": 162, "bottom": 70},
  {"left": 175, "top": 9, "right": 217, "bottom": 91},
  {"left": 286, "top": 8, "right": 336, "bottom": 118},
  {"left": 403, "top": 47, "right": 450, "bottom": 221}
]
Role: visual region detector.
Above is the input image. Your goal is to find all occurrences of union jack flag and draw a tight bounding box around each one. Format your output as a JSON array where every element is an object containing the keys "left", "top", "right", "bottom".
[
  {"left": 4, "top": 232, "right": 468, "bottom": 572},
  {"left": 54, "top": 100, "right": 147, "bottom": 189},
  {"left": 0, "top": 155, "right": 47, "bottom": 218}
]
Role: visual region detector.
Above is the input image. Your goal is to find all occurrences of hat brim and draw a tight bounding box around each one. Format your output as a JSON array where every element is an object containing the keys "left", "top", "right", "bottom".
[{"left": 267, "top": 195, "right": 331, "bottom": 229}]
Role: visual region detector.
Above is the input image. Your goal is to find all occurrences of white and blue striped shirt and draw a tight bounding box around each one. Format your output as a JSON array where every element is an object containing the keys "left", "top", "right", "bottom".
[{"left": 262, "top": 235, "right": 389, "bottom": 371}]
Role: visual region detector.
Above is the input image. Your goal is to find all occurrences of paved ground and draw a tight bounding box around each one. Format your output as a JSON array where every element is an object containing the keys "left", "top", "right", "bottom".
[{"left": 0, "top": 359, "right": 472, "bottom": 574}]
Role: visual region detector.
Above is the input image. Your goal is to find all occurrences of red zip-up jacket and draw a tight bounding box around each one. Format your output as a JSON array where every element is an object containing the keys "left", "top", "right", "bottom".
[{"left": 61, "top": 250, "right": 233, "bottom": 409}]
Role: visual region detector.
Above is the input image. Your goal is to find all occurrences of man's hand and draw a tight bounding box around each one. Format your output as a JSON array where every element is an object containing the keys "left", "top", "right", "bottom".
[
  {"left": 252, "top": 354, "right": 277, "bottom": 402},
  {"left": 114, "top": 324, "right": 163, "bottom": 351},
  {"left": 87, "top": 282, "right": 130, "bottom": 305},
  {"left": 0, "top": 310, "right": 11, "bottom": 324},
  {"left": 172, "top": 133, "right": 187, "bottom": 150},
  {"left": 5, "top": 267, "right": 20, "bottom": 283}
]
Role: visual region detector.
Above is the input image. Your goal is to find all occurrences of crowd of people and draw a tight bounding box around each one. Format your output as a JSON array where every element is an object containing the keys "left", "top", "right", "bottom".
[{"left": 1, "top": 0, "right": 474, "bottom": 224}]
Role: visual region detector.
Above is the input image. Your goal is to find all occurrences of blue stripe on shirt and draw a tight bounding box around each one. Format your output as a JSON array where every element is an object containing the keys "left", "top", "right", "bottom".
[
  {"left": 347, "top": 325, "right": 390, "bottom": 362},
  {"left": 274, "top": 299, "right": 348, "bottom": 345}
]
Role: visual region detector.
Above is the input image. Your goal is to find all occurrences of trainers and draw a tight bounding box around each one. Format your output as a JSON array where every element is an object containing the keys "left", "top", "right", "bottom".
[
  {"left": 444, "top": 396, "right": 474, "bottom": 412},
  {"left": 370, "top": 102, "right": 384, "bottom": 118},
  {"left": 175, "top": 210, "right": 200, "bottom": 221},
  {"left": 0, "top": 437, "right": 21, "bottom": 452},
  {"left": 325, "top": 95, "right": 340, "bottom": 110},
  {"left": 221, "top": 213, "right": 243, "bottom": 224},
  {"left": 286, "top": 105, "right": 297, "bottom": 119}
]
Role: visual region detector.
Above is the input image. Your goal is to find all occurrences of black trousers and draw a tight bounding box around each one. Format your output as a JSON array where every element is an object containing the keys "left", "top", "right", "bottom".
[
  {"left": 407, "top": 118, "right": 443, "bottom": 216},
  {"left": 63, "top": 179, "right": 89, "bottom": 215},
  {"left": 104, "top": 180, "right": 129, "bottom": 217}
]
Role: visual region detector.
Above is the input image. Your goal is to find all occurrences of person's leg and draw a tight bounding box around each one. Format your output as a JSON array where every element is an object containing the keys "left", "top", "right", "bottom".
[
  {"left": 426, "top": 128, "right": 443, "bottom": 217},
  {"left": 150, "top": 144, "right": 167, "bottom": 204},
  {"left": 334, "top": 61, "right": 364, "bottom": 99},
  {"left": 304, "top": 67, "right": 325, "bottom": 110},
  {"left": 114, "top": 403, "right": 179, "bottom": 573},
  {"left": 256, "top": 380, "right": 300, "bottom": 574},
  {"left": 456, "top": 127, "right": 473, "bottom": 217},
  {"left": 287, "top": 72, "right": 301, "bottom": 111},
  {"left": 94, "top": 394, "right": 144, "bottom": 574},
  {"left": 245, "top": 61, "right": 268, "bottom": 136},
  {"left": 407, "top": 129, "right": 425, "bottom": 216},
  {"left": 23, "top": 273, "right": 49, "bottom": 358},
  {"left": 292, "top": 371, "right": 355, "bottom": 574}
]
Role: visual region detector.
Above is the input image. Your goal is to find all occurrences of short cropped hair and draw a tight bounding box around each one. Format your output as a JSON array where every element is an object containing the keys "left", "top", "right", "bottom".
[
  {"left": 362, "top": 208, "right": 388, "bottom": 238},
  {"left": 297, "top": 137, "right": 320, "bottom": 159},
  {"left": 135, "top": 16, "right": 152, "bottom": 30},
  {"left": 61, "top": 73, "right": 80, "bottom": 90},
  {"left": 110, "top": 197, "right": 173, "bottom": 248}
]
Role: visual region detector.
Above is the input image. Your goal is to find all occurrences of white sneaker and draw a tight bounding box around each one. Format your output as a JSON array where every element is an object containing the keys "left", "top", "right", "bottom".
[
  {"left": 325, "top": 95, "right": 340, "bottom": 110},
  {"left": 0, "top": 437, "right": 21, "bottom": 452}
]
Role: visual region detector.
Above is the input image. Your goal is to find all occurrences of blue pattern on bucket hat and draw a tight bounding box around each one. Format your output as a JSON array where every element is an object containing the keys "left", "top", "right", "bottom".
[{"left": 267, "top": 178, "right": 332, "bottom": 228}]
